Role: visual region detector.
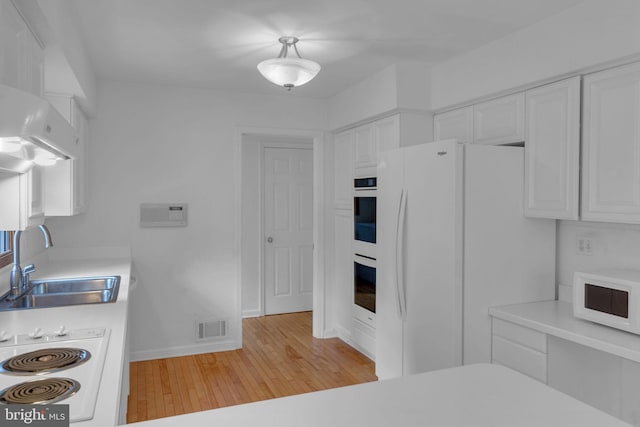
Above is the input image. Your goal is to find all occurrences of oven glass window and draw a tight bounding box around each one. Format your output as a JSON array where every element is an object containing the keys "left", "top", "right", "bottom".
[
  {"left": 354, "top": 261, "right": 376, "bottom": 313},
  {"left": 584, "top": 283, "right": 629, "bottom": 318},
  {"left": 354, "top": 197, "right": 376, "bottom": 244}
]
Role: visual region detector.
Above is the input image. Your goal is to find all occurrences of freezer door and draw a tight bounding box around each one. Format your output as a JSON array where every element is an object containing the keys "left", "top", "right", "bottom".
[
  {"left": 402, "top": 140, "right": 463, "bottom": 375},
  {"left": 376, "top": 140, "right": 464, "bottom": 379}
]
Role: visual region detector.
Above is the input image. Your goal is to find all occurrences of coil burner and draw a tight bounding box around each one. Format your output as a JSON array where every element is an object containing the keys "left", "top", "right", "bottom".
[
  {"left": 0, "top": 377, "right": 80, "bottom": 404},
  {"left": 0, "top": 348, "right": 91, "bottom": 375}
]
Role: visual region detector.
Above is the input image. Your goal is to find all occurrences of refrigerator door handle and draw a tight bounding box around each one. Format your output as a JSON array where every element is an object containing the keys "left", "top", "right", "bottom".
[{"left": 395, "top": 188, "right": 408, "bottom": 320}]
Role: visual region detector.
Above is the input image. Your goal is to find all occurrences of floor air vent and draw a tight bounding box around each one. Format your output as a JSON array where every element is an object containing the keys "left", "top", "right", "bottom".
[{"left": 196, "top": 319, "right": 227, "bottom": 341}]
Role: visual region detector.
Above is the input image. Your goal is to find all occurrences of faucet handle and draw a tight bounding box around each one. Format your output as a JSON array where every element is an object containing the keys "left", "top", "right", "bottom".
[{"left": 22, "top": 264, "right": 36, "bottom": 287}]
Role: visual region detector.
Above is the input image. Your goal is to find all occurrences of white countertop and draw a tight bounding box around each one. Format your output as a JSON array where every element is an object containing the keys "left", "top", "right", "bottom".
[
  {"left": 489, "top": 300, "right": 640, "bottom": 363},
  {"left": 0, "top": 248, "right": 133, "bottom": 427},
  {"left": 130, "top": 363, "right": 629, "bottom": 427}
]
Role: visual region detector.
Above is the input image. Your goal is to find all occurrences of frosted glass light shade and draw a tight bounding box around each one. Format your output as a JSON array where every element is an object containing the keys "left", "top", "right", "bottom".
[{"left": 257, "top": 57, "right": 321, "bottom": 88}]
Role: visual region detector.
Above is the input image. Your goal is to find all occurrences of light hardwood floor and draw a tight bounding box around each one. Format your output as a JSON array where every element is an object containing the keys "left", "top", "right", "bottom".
[{"left": 126, "top": 311, "right": 377, "bottom": 423}]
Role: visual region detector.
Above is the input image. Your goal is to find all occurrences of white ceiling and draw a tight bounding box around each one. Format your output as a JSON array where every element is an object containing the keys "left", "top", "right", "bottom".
[{"left": 69, "top": 0, "right": 585, "bottom": 98}]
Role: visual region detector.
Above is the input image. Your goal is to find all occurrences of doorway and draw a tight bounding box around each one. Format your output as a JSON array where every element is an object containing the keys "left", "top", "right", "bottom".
[{"left": 239, "top": 130, "right": 322, "bottom": 329}]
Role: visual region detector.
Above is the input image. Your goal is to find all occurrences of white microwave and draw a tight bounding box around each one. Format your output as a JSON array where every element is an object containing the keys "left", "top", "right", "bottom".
[{"left": 573, "top": 269, "right": 640, "bottom": 334}]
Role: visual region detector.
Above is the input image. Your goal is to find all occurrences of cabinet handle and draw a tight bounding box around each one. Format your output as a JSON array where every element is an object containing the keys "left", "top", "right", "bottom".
[{"left": 267, "top": 237, "right": 274, "bottom": 243}]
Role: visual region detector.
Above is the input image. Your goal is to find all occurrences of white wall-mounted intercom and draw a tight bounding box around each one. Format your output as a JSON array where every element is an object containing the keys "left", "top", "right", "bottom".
[{"left": 140, "top": 203, "right": 188, "bottom": 227}]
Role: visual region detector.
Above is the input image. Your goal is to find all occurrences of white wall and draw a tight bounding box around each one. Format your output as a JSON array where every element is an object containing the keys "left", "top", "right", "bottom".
[
  {"left": 430, "top": 0, "right": 640, "bottom": 110},
  {"left": 46, "top": 80, "right": 327, "bottom": 360},
  {"left": 556, "top": 221, "right": 640, "bottom": 301},
  {"left": 35, "top": 0, "right": 98, "bottom": 113}
]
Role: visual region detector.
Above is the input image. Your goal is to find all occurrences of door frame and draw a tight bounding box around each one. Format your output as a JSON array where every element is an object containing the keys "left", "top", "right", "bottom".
[{"left": 236, "top": 126, "right": 326, "bottom": 340}]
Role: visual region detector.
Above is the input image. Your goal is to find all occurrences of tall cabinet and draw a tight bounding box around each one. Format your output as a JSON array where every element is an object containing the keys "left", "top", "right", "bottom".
[{"left": 331, "top": 112, "right": 431, "bottom": 359}]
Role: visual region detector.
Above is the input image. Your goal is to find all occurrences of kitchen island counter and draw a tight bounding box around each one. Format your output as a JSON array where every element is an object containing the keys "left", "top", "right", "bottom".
[
  {"left": 0, "top": 246, "right": 133, "bottom": 427},
  {"left": 131, "top": 363, "right": 629, "bottom": 427}
]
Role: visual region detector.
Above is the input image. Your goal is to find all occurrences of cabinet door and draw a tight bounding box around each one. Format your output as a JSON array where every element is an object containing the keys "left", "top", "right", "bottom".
[
  {"left": 353, "top": 124, "right": 376, "bottom": 171},
  {"left": 474, "top": 93, "right": 525, "bottom": 145},
  {"left": 433, "top": 106, "right": 473, "bottom": 142},
  {"left": 524, "top": 77, "right": 580, "bottom": 219},
  {"left": 582, "top": 62, "right": 640, "bottom": 223},
  {"left": 374, "top": 115, "right": 400, "bottom": 153},
  {"left": 333, "top": 211, "right": 354, "bottom": 335},
  {"left": 72, "top": 103, "right": 88, "bottom": 213},
  {"left": 43, "top": 95, "right": 88, "bottom": 216},
  {"left": 333, "top": 130, "right": 353, "bottom": 210},
  {"left": 16, "top": 167, "right": 45, "bottom": 230}
]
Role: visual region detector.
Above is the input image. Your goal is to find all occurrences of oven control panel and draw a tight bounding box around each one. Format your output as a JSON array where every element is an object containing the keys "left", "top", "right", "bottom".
[{"left": 0, "top": 327, "right": 106, "bottom": 347}]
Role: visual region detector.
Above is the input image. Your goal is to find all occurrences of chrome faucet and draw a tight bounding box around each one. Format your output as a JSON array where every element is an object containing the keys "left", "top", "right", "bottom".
[{"left": 8, "top": 224, "right": 53, "bottom": 299}]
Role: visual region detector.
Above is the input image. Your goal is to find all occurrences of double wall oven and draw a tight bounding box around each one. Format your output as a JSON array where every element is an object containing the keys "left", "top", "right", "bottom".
[{"left": 353, "top": 177, "right": 377, "bottom": 319}]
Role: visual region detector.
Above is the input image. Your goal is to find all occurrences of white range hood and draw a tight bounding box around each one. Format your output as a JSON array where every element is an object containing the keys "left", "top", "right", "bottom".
[{"left": 0, "top": 84, "right": 78, "bottom": 174}]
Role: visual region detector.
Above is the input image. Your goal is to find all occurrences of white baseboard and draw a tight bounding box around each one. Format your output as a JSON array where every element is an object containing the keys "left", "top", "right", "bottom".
[
  {"left": 130, "top": 339, "right": 240, "bottom": 362},
  {"left": 242, "top": 309, "right": 262, "bottom": 318}
]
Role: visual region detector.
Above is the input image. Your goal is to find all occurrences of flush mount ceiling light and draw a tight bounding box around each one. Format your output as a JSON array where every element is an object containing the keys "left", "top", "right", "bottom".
[{"left": 257, "top": 36, "right": 321, "bottom": 90}]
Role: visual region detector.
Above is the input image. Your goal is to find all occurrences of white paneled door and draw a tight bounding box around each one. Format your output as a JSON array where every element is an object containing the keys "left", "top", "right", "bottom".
[{"left": 263, "top": 147, "right": 314, "bottom": 315}]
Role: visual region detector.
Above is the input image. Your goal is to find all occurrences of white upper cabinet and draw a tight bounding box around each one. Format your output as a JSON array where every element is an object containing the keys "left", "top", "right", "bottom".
[
  {"left": 353, "top": 124, "right": 377, "bottom": 171},
  {"left": 334, "top": 112, "right": 429, "bottom": 210},
  {"left": 474, "top": 93, "right": 525, "bottom": 145},
  {"left": 0, "top": 0, "right": 43, "bottom": 95},
  {"left": 524, "top": 77, "right": 581, "bottom": 220},
  {"left": 433, "top": 106, "right": 473, "bottom": 143},
  {"left": 44, "top": 94, "right": 88, "bottom": 216},
  {"left": 582, "top": 62, "right": 640, "bottom": 224},
  {"left": 374, "top": 115, "right": 400, "bottom": 153},
  {"left": 333, "top": 130, "right": 354, "bottom": 210},
  {"left": 0, "top": 167, "right": 45, "bottom": 230}
]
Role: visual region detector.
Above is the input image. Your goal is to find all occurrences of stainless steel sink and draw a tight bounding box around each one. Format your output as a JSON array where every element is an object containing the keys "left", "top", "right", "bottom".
[{"left": 0, "top": 276, "right": 121, "bottom": 310}]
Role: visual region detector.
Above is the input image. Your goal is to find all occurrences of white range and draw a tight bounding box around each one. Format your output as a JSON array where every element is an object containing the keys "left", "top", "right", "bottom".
[{"left": 0, "top": 327, "right": 110, "bottom": 423}]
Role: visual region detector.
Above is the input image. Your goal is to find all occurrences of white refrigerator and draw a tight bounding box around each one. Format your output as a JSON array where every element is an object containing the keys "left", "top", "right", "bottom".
[{"left": 375, "top": 140, "right": 555, "bottom": 380}]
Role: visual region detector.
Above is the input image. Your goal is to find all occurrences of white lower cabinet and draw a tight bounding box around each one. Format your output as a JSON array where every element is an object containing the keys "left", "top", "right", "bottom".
[
  {"left": 351, "top": 315, "right": 375, "bottom": 361},
  {"left": 491, "top": 302, "right": 640, "bottom": 426},
  {"left": 491, "top": 318, "right": 547, "bottom": 383},
  {"left": 547, "top": 337, "right": 640, "bottom": 426},
  {"left": 333, "top": 211, "right": 354, "bottom": 336}
]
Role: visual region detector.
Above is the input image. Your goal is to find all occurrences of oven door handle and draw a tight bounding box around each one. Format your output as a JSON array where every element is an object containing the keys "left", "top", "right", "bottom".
[{"left": 395, "top": 188, "right": 408, "bottom": 320}]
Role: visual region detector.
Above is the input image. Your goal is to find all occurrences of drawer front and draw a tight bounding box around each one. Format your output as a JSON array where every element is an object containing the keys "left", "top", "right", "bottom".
[
  {"left": 353, "top": 304, "right": 376, "bottom": 328},
  {"left": 492, "top": 336, "right": 547, "bottom": 383},
  {"left": 351, "top": 318, "right": 376, "bottom": 360},
  {"left": 492, "top": 318, "right": 547, "bottom": 353}
]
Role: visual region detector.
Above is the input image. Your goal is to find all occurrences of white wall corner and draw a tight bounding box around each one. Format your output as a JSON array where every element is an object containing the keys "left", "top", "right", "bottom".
[{"left": 328, "top": 61, "right": 432, "bottom": 131}]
